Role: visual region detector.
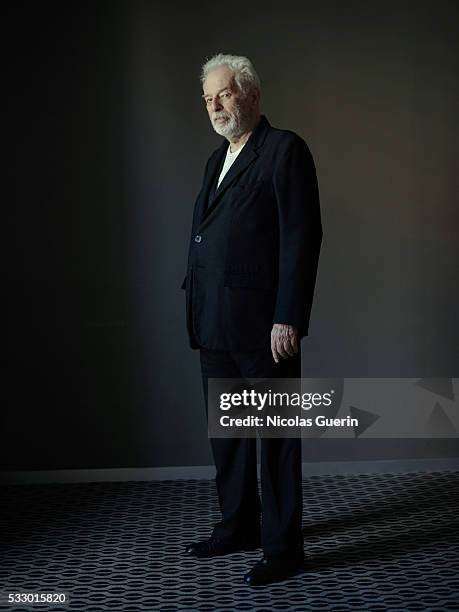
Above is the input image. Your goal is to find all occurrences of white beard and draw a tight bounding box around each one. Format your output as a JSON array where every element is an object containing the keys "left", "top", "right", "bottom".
[{"left": 211, "top": 105, "right": 247, "bottom": 139}]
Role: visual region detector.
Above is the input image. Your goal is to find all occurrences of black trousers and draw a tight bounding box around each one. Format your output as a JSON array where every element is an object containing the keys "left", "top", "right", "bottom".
[{"left": 200, "top": 347, "right": 303, "bottom": 558}]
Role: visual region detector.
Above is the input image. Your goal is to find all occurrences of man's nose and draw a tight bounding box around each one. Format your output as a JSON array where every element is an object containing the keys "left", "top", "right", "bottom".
[{"left": 211, "top": 98, "right": 222, "bottom": 111}]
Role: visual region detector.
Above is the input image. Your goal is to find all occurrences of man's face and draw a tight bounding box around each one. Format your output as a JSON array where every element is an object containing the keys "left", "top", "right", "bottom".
[{"left": 202, "top": 65, "right": 255, "bottom": 138}]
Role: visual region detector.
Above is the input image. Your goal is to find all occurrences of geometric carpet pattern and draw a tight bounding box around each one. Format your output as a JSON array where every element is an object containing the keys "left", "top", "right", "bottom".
[{"left": 1, "top": 471, "right": 458, "bottom": 611}]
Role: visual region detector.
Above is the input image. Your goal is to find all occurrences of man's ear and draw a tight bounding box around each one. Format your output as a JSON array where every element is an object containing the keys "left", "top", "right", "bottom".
[{"left": 251, "top": 87, "right": 261, "bottom": 108}]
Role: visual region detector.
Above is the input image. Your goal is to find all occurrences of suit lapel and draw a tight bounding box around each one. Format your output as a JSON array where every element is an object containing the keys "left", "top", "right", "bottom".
[
  {"left": 194, "top": 140, "right": 227, "bottom": 227},
  {"left": 201, "top": 148, "right": 258, "bottom": 224}
]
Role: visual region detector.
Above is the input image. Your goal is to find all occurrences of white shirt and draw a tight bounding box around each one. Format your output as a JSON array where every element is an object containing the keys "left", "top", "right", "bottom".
[{"left": 217, "top": 142, "right": 246, "bottom": 188}]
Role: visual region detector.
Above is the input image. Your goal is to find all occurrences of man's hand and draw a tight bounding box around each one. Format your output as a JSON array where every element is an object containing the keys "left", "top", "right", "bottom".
[{"left": 271, "top": 324, "right": 299, "bottom": 363}]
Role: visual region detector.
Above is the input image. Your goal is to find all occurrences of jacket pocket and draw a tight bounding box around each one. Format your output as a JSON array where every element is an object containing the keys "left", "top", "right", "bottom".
[
  {"left": 224, "top": 271, "right": 274, "bottom": 290},
  {"left": 232, "top": 179, "right": 264, "bottom": 196}
]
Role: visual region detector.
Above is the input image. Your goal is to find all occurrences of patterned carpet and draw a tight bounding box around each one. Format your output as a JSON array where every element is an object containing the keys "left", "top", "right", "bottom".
[{"left": 1, "top": 471, "right": 458, "bottom": 611}]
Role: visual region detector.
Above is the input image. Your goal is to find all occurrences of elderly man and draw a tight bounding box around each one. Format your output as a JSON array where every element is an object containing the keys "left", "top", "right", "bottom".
[{"left": 181, "top": 53, "right": 322, "bottom": 585}]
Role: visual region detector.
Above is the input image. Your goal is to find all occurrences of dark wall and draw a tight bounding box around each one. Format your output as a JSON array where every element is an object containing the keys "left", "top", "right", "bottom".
[{"left": 3, "top": 0, "right": 458, "bottom": 471}]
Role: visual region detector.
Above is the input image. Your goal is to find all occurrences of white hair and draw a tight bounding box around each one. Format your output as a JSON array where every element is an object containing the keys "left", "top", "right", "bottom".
[{"left": 200, "top": 53, "right": 261, "bottom": 96}]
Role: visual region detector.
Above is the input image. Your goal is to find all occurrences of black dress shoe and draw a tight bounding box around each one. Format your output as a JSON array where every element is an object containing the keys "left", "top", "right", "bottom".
[
  {"left": 244, "top": 552, "right": 304, "bottom": 586},
  {"left": 185, "top": 535, "right": 260, "bottom": 558}
]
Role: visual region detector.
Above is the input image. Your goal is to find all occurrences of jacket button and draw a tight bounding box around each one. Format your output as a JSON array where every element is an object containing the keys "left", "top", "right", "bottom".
[{"left": 194, "top": 234, "right": 202, "bottom": 243}]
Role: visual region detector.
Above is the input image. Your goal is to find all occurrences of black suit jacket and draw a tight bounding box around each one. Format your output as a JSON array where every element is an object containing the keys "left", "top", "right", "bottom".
[{"left": 182, "top": 114, "right": 322, "bottom": 351}]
